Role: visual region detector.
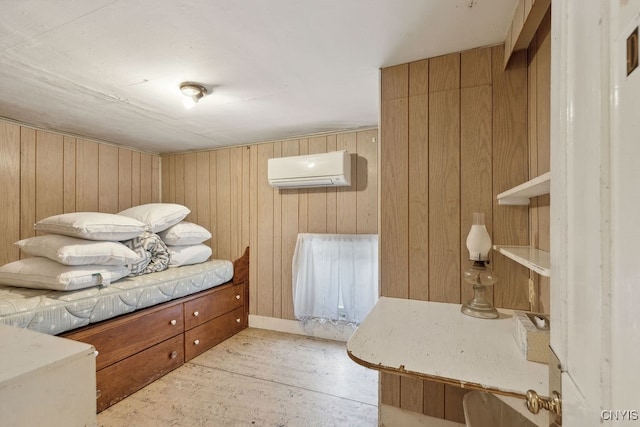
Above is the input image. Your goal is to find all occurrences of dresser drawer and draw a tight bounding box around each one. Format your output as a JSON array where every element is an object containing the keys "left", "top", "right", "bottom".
[
  {"left": 184, "top": 283, "right": 244, "bottom": 329},
  {"left": 184, "top": 306, "right": 244, "bottom": 361},
  {"left": 64, "top": 302, "right": 184, "bottom": 370},
  {"left": 96, "top": 334, "right": 184, "bottom": 412}
]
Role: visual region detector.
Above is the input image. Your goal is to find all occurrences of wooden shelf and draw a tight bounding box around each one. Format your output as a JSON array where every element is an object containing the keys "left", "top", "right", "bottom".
[
  {"left": 497, "top": 172, "right": 550, "bottom": 205},
  {"left": 493, "top": 245, "right": 550, "bottom": 277},
  {"left": 347, "top": 297, "right": 548, "bottom": 398}
]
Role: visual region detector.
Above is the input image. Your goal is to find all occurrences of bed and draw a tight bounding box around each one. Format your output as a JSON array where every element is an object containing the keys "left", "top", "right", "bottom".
[{"left": 0, "top": 206, "right": 250, "bottom": 412}]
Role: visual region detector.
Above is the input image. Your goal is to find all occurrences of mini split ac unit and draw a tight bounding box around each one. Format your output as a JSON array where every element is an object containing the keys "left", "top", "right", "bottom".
[{"left": 267, "top": 150, "right": 351, "bottom": 189}]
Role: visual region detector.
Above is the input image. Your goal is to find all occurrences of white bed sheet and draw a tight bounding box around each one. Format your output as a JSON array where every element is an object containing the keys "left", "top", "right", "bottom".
[{"left": 0, "top": 259, "right": 233, "bottom": 335}]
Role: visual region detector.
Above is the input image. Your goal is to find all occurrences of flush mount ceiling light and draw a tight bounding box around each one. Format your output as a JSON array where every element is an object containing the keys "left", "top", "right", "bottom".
[{"left": 179, "top": 82, "right": 208, "bottom": 109}]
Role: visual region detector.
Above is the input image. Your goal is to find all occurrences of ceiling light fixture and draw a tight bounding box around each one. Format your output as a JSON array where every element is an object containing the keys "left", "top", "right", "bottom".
[{"left": 180, "top": 82, "right": 208, "bottom": 109}]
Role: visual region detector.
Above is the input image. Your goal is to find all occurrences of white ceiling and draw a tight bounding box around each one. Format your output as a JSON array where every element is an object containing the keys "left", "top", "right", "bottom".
[{"left": 0, "top": 0, "right": 517, "bottom": 154}]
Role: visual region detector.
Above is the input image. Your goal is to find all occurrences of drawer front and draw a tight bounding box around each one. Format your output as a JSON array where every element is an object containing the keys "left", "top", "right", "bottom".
[
  {"left": 184, "top": 306, "right": 245, "bottom": 361},
  {"left": 184, "top": 283, "right": 244, "bottom": 329},
  {"left": 96, "top": 334, "right": 184, "bottom": 412},
  {"left": 66, "top": 302, "right": 184, "bottom": 370}
]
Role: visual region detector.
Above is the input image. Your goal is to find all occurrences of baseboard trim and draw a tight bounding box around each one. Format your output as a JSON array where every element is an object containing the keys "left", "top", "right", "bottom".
[{"left": 248, "top": 315, "right": 356, "bottom": 342}]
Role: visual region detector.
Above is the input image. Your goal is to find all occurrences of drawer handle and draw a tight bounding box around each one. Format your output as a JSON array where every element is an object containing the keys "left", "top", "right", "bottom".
[
  {"left": 235, "top": 294, "right": 240, "bottom": 300},
  {"left": 170, "top": 351, "right": 178, "bottom": 359},
  {"left": 193, "top": 311, "right": 199, "bottom": 317},
  {"left": 96, "top": 389, "right": 101, "bottom": 399},
  {"left": 93, "top": 350, "right": 99, "bottom": 357},
  {"left": 236, "top": 318, "right": 241, "bottom": 323},
  {"left": 170, "top": 319, "right": 177, "bottom": 325},
  {"left": 194, "top": 339, "right": 200, "bottom": 345}
]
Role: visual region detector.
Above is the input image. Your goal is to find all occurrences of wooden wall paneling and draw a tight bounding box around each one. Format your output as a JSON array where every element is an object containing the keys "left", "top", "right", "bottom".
[
  {"left": 429, "top": 53, "right": 460, "bottom": 93},
  {"left": 140, "top": 153, "right": 153, "bottom": 205},
  {"left": 281, "top": 140, "right": 299, "bottom": 320},
  {"left": 35, "top": 131, "right": 64, "bottom": 221},
  {"left": 461, "top": 48, "right": 492, "bottom": 88},
  {"left": 382, "top": 64, "right": 409, "bottom": 101},
  {"left": 208, "top": 151, "right": 218, "bottom": 257},
  {"left": 423, "top": 380, "right": 445, "bottom": 418},
  {"left": 216, "top": 149, "right": 232, "bottom": 261},
  {"left": 408, "top": 60, "right": 429, "bottom": 302},
  {"left": 326, "top": 135, "right": 337, "bottom": 234},
  {"left": 336, "top": 133, "right": 357, "bottom": 234},
  {"left": 241, "top": 146, "right": 251, "bottom": 252},
  {"left": 256, "top": 143, "right": 274, "bottom": 317},
  {"left": 0, "top": 122, "right": 20, "bottom": 265},
  {"left": 380, "top": 97, "right": 409, "bottom": 299},
  {"left": 532, "top": 10, "right": 551, "bottom": 314},
  {"left": 160, "top": 156, "right": 170, "bottom": 203},
  {"left": 230, "top": 147, "right": 244, "bottom": 259},
  {"left": 183, "top": 152, "right": 198, "bottom": 223},
  {"left": 444, "top": 384, "right": 470, "bottom": 424},
  {"left": 379, "top": 64, "right": 408, "bottom": 410},
  {"left": 381, "top": 372, "right": 401, "bottom": 407},
  {"left": 20, "top": 128, "right": 36, "bottom": 241},
  {"left": 528, "top": 32, "right": 540, "bottom": 312},
  {"left": 356, "top": 129, "right": 378, "bottom": 234},
  {"left": 272, "top": 142, "right": 283, "bottom": 318},
  {"left": 297, "top": 139, "right": 309, "bottom": 233},
  {"left": 167, "top": 155, "right": 176, "bottom": 203},
  {"left": 400, "top": 376, "right": 425, "bottom": 414},
  {"left": 98, "top": 144, "right": 119, "bottom": 213},
  {"left": 460, "top": 85, "right": 493, "bottom": 305},
  {"left": 132, "top": 151, "right": 141, "bottom": 205},
  {"left": 428, "top": 90, "right": 461, "bottom": 304},
  {"left": 118, "top": 149, "right": 132, "bottom": 211},
  {"left": 75, "top": 139, "right": 99, "bottom": 212},
  {"left": 248, "top": 147, "right": 257, "bottom": 315},
  {"left": 173, "top": 154, "right": 185, "bottom": 206},
  {"left": 196, "top": 151, "right": 211, "bottom": 240},
  {"left": 492, "top": 46, "right": 530, "bottom": 310},
  {"left": 151, "top": 155, "right": 160, "bottom": 203},
  {"left": 63, "top": 137, "right": 76, "bottom": 213},
  {"left": 307, "top": 136, "right": 328, "bottom": 233}
]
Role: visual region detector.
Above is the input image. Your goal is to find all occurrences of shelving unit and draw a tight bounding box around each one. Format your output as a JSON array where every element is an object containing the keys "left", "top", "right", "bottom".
[
  {"left": 495, "top": 172, "right": 551, "bottom": 277},
  {"left": 497, "top": 171, "right": 550, "bottom": 205},
  {"left": 493, "top": 245, "right": 550, "bottom": 277}
]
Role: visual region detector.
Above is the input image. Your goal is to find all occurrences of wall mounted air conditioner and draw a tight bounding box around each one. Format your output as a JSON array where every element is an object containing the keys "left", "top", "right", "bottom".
[{"left": 268, "top": 150, "right": 351, "bottom": 189}]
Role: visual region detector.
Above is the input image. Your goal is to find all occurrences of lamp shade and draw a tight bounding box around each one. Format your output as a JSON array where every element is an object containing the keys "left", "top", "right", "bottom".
[{"left": 466, "top": 212, "right": 491, "bottom": 261}]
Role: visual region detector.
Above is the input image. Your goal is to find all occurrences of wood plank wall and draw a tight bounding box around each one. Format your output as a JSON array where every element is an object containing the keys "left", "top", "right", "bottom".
[
  {"left": 161, "top": 129, "right": 378, "bottom": 319},
  {"left": 528, "top": 10, "right": 551, "bottom": 314},
  {"left": 380, "top": 40, "right": 549, "bottom": 423},
  {"left": 0, "top": 120, "right": 161, "bottom": 267}
]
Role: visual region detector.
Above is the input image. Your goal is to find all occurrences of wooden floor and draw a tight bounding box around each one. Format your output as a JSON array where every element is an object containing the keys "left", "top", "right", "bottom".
[{"left": 97, "top": 328, "right": 378, "bottom": 426}]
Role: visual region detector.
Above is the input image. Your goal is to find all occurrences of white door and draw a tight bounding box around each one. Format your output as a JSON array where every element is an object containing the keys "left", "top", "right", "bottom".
[{"left": 551, "top": 0, "right": 640, "bottom": 425}]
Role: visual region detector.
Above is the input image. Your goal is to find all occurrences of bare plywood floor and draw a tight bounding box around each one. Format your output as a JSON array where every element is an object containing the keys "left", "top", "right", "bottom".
[{"left": 97, "top": 328, "right": 378, "bottom": 426}]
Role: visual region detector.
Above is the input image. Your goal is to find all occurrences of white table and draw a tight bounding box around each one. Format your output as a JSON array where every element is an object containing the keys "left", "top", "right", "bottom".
[{"left": 346, "top": 297, "right": 548, "bottom": 398}]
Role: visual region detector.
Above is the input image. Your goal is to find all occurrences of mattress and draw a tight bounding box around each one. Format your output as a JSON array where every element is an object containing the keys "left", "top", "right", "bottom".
[{"left": 0, "top": 259, "right": 233, "bottom": 335}]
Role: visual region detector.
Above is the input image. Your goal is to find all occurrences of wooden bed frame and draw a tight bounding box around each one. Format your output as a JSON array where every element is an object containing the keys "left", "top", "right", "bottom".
[{"left": 62, "top": 247, "right": 250, "bottom": 412}]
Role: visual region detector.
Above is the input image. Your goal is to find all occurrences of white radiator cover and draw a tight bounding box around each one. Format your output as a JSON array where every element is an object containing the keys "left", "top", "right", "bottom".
[{"left": 267, "top": 150, "right": 351, "bottom": 188}]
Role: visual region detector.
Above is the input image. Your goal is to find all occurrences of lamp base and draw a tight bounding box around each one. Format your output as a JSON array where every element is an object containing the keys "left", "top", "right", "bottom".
[{"left": 461, "top": 296, "right": 499, "bottom": 319}]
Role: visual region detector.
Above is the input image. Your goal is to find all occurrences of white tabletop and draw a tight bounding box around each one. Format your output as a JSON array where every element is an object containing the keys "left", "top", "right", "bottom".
[{"left": 346, "top": 297, "right": 548, "bottom": 398}]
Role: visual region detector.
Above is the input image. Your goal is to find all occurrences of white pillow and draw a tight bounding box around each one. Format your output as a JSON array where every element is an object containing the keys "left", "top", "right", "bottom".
[
  {"left": 158, "top": 221, "right": 212, "bottom": 246},
  {"left": 118, "top": 203, "right": 190, "bottom": 233},
  {"left": 168, "top": 244, "right": 212, "bottom": 267},
  {"left": 0, "top": 257, "right": 129, "bottom": 291},
  {"left": 16, "top": 235, "right": 141, "bottom": 266},
  {"left": 34, "top": 212, "right": 146, "bottom": 241}
]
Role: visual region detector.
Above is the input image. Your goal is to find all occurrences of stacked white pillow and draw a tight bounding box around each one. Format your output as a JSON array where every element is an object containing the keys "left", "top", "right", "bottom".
[
  {"left": 0, "top": 212, "right": 147, "bottom": 291},
  {"left": 0, "top": 204, "right": 196, "bottom": 291},
  {"left": 157, "top": 221, "right": 213, "bottom": 267}
]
